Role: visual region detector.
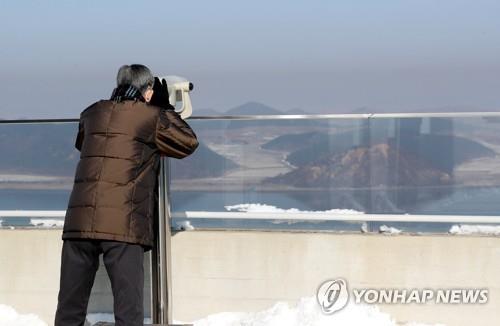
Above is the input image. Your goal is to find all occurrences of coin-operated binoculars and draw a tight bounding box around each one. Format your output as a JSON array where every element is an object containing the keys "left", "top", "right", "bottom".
[
  {"left": 159, "top": 75, "right": 194, "bottom": 119},
  {"left": 153, "top": 75, "right": 195, "bottom": 325}
]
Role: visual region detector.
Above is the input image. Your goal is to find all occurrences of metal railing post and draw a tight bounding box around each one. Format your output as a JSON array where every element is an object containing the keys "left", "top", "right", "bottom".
[{"left": 152, "top": 157, "right": 173, "bottom": 324}]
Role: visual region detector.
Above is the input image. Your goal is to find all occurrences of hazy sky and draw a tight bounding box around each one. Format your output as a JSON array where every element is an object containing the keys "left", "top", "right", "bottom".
[{"left": 0, "top": 0, "right": 499, "bottom": 118}]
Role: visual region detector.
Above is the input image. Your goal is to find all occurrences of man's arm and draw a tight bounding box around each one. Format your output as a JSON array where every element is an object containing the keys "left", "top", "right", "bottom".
[
  {"left": 75, "top": 118, "right": 84, "bottom": 151},
  {"left": 155, "top": 108, "right": 199, "bottom": 159}
]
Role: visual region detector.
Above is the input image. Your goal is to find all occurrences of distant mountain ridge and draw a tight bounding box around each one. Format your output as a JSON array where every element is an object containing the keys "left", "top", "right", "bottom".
[
  {"left": 192, "top": 102, "right": 314, "bottom": 117},
  {"left": 194, "top": 108, "right": 225, "bottom": 116},
  {"left": 220, "top": 102, "right": 321, "bottom": 129},
  {"left": 225, "top": 102, "right": 283, "bottom": 115},
  {"left": 0, "top": 124, "right": 236, "bottom": 179}
]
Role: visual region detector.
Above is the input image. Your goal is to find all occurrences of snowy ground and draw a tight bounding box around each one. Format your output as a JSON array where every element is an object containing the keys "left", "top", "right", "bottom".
[
  {"left": 0, "top": 305, "right": 46, "bottom": 326},
  {"left": 1, "top": 297, "right": 444, "bottom": 326},
  {"left": 89, "top": 298, "right": 444, "bottom": 326},
  {"left": 182, "top": 297, "right": 444, "bottom": 326}
]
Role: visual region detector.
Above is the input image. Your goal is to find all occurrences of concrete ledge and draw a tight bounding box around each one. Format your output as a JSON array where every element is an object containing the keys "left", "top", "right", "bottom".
[{"left": 0, "top": 229, "right": 499, "bottom": 326}]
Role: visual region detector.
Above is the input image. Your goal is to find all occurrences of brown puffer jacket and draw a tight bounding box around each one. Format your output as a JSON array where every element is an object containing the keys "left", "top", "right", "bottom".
[{"left": 62, "top": 99, "right": 199, "bottom": 251}]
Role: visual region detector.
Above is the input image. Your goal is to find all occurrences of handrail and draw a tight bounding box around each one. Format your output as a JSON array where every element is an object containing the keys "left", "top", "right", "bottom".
[
  {"left": 172, "top": 212, "right": 500, "bottom": 224},
  {"left": 2, "top": 111, "right": 500, "bottom": 124},
  {"left": 3, "top": 210, "right": 500, "bottom": 224}
]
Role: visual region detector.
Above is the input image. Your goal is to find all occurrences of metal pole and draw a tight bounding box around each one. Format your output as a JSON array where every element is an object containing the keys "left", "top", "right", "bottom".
[
  {"left": 152, "top": 157, "right": 173, "bottom": 325},
  {"left": 164, "top": 157, "right": 174, "bottom": 324}
]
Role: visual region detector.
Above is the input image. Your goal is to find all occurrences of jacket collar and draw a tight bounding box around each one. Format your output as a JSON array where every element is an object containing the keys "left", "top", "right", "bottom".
[{"left": 110, "top": 84, "right": 146, "bottom": 102}]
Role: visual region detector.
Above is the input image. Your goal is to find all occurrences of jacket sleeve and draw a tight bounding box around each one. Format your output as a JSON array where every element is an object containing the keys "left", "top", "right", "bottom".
[
  {"left": 155, "top": 108, "right": 199, "bottom": 159},
  {"left": 75, "top": 118, "right": 84, "bottom": 152}
]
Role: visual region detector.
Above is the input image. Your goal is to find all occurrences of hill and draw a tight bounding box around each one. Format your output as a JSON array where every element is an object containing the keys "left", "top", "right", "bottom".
[
  {"left": 224, "top": 102, "right": 323, "bottom": 129},
  {"left": 0, "top": 123, "right": 236, "bottom": 179},
  {"left": 263, "top": 142, "right": 454, "bottom": 188},
  {"left": 225, "top": 102, "right": 283, "bottom": 115},
  {"left": 171, "top": 142, "right": 238, "bottom": 178},
  {"left": 262, "top": 126, "right": 495, "bottom": 173}
]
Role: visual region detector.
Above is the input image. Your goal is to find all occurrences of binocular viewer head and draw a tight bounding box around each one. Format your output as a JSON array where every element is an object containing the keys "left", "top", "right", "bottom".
[{"left": 159, "top": 75, "right": 194, "bottom": 119}]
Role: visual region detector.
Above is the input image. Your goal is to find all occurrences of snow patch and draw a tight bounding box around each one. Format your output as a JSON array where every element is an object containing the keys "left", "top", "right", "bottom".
[
  {"left": 174, "top": 220, "right": 195, "bottom": 231},
  {"left": 0, "top": 304, "right": 47, "bottom": 326},
  {"left": 224, "top": 203, "right": 364, "bottom": 215},
  {"left": 379, "top": 225, "right": 402, "bottom": 235},
  {"left": 449, "top": 224, "right": 500, "bottom": 236},
  {"left": 184, "top": 296, "right": 443, "bottom": 326},
  {"left": 29, "top": 218, "right": 64, "bottom": 228},
  {"left": 0, "top": 298, "right": 443, "bottom": 326}
]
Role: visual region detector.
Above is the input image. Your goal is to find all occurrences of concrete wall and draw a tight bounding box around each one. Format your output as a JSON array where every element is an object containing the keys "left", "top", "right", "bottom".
[{"left": 0, "top": 229, "right": 499, "bottom": 325}]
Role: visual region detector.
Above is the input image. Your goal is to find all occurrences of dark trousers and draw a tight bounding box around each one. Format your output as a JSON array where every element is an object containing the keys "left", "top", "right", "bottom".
[{"left": 54, "top": 239, "right": 145, "bottom": 326}]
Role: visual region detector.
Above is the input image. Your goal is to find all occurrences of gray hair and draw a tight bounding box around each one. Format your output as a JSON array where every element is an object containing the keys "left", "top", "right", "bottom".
[{"left": 116, "top": 64, "right": 154, "bottom": 92}]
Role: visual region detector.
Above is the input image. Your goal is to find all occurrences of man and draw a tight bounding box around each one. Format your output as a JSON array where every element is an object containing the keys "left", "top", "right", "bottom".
[{"left": 55, "top": 64, "right": 199, "bottom": 326}]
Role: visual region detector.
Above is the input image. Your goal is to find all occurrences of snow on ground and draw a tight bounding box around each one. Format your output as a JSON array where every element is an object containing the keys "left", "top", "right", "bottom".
[
  {"left": 2, "top": 297, "right": 444, "bottom": 326},
  {"left": 29, "top": 218, "right": 64, "bottom": 228},
  {"left": 182, "top": 296, "right": 443, "bottom": 326},
  {"left": 224, "top": 203, "right": 364, "bottom": 215},
  {"left": 379, "top": 225, "right": 402, "bottom": 235},
  {"left": 449, "top": 224, "right": 500, "bottom": 236},
  {"left": 0, "top": 304, "right": 47, "bottom": 326}
]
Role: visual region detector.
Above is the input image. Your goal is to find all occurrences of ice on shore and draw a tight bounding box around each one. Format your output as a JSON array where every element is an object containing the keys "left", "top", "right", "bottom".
[
  {"left": 224, "top": 203, "right": 364, "bottom": 225},
  {"left": 0, "top": 304, "right": 47, "bottom": 326},
  {"left": 29, "top": 218, "right": 64, "bottom": 228},
  {"left": 224, "top": 203, "right": 364, "bottom": 215},
  {"left": 449, "top": 224, "right": 500, "bottom": 236}
]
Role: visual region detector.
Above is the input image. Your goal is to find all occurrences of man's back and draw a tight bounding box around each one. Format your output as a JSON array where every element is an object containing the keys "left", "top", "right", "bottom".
[{"left": 62, "top": 99, "right": 199, "bottom": 250}]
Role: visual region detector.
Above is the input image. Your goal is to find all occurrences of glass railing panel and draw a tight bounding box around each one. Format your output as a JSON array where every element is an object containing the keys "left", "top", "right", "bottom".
[
  {"left": 170, "top": 118, "right": 366, "bottom": 231},
  {"left": 170, "top": 115, "right": 500, "bottom": 232},
  {"left": 0, "top": 122, "right": 76, "bottom": 227}
]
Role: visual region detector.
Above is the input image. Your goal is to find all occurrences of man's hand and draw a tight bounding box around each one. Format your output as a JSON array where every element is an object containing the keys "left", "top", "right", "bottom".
[{"left": 150, "top": 77, "right": 173, "bottom": 110}]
